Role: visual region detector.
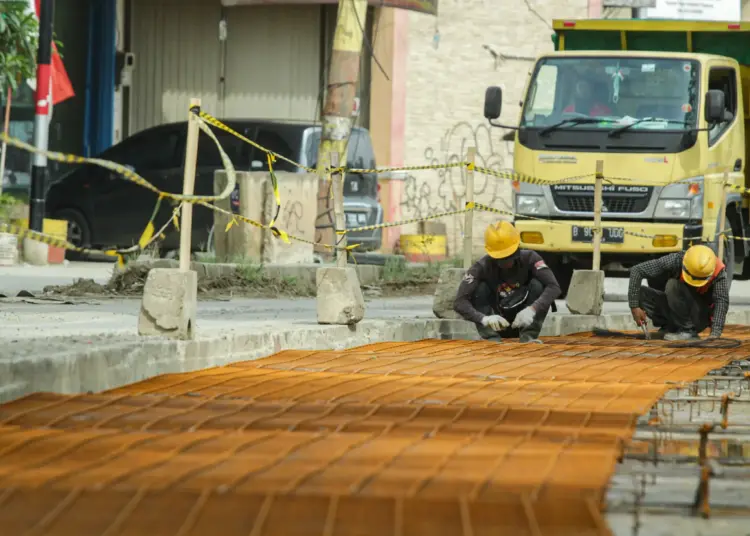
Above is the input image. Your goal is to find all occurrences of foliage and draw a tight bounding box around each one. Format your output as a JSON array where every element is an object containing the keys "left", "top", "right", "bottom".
[
  {"left": 0, "top": 192, "right": 21, "bottom": 221},
  {"left": 0, "top": 3, "right": 39, "bottom": 92}
]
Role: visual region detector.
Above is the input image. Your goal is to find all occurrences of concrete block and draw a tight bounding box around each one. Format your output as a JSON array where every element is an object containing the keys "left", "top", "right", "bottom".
[
  {"left": 262, "top": 172, "right": 318, "bottom": 264},
  {"left": 138, "top": 268, "right": 197, "bottom": 340},
  {"left": 433, "top": 267, "right": 466, "bottom": 319},
  {"left": 213, "top": 171, "right": 266, "bottom": 262},
  {"left": 566, "top": 269, "right": 605, "bottom": 316},
  {"left": 22, "top": 238, "right": 49, "bottom": 266},
  {"left": 316, "top": 266, "right": 366, "bottom": 325}
]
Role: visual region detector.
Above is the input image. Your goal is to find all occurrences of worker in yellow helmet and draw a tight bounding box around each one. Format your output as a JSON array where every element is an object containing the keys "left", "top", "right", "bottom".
[
  {"left": 629, "top": 244, "right": 730, "bottom": 341},
  {"left": 454, "top": 221, "right": 562, "bottom": 343}
]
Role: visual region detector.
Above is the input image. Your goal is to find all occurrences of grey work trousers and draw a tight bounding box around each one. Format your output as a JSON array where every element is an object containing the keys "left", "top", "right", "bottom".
[{"left": 639, "top": 278, "right": 711, "bottom": 334}]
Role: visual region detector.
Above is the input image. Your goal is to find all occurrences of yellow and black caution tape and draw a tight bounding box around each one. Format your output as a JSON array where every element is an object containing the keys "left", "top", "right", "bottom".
[
  {"left": 0, "top": 115, "right": 237, "bottom": 206},
  {"left": 0, "top": 202, "right": 182, "bottom": 268},
  {"left": 336, "top": 207, "right": 470, "bottom": 236},
  {"left": 192, "top": 109, "right": 316, "bottom": 173}
]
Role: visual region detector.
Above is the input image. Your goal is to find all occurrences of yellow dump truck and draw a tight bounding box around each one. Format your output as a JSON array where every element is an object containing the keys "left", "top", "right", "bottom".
[{"left": 483, "top": 19, "right": 750, "bottom": 295}]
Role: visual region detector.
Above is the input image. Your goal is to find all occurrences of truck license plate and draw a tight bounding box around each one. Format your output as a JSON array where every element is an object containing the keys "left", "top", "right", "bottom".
[{"left": 571, "top": 225, "right": 625, "bottom": 244}]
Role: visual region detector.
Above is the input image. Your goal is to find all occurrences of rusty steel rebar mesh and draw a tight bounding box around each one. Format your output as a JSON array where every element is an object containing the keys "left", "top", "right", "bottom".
[{"left": 0, "top": 330, "right": 749, "bottom": 535}]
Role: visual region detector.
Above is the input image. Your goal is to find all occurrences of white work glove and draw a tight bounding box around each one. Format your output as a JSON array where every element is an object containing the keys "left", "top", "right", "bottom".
[
  {"left": 512, "top": 306, "right": 536, "bottom": 329},
  {"left": 481, "top": 315, "right": 509, "bottom": 331}
]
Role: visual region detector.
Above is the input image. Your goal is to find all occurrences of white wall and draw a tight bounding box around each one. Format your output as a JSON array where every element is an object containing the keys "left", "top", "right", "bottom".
[{"left": 402, "top": 0, "right": 589, "bottom": 256}]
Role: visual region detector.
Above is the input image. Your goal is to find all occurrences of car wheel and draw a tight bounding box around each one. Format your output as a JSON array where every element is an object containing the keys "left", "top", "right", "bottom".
[{"left": 53, "top": 208, "right": 91, "bottom": 249}]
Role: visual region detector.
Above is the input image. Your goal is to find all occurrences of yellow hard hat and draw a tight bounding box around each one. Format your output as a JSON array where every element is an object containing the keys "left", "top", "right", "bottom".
[
  {"left": 485, "top": 221, "right": 520, "bottom": 259},
  {"left": 682, "top": 244, "right": 717, "bottom": 287}
]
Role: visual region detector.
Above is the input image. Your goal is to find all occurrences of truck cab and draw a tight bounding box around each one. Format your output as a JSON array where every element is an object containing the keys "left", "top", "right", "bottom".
[{"left": 484, "top": 19, "right": 750, "bottom": 294}]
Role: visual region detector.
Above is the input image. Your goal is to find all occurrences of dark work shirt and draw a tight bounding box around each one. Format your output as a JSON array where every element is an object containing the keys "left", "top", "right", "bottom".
[
  {"left": 628, "top": 252, "right": 729, "bottom": 338},
  {"left": 454, "top": 250, "right": 562, "bottom": 324}
]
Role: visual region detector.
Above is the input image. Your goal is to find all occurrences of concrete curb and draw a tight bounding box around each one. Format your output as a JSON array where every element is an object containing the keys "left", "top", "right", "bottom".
[{"left": 4, "top": 309, "right": 750, "bottom": 404}]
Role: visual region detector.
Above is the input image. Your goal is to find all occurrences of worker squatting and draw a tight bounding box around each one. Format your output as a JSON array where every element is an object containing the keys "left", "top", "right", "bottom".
[{"left": 452, "top": 221, "right": 730, "bottom": 343}]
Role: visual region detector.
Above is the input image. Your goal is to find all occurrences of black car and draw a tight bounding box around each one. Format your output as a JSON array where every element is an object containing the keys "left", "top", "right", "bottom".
[{"left": 45, "top": 119, "right": 384, "bottom": 254}]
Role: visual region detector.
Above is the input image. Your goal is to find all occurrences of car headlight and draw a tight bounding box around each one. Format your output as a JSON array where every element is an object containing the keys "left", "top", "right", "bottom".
[{"left": 516, "top": 194, "right": 545, "bottom": 215}]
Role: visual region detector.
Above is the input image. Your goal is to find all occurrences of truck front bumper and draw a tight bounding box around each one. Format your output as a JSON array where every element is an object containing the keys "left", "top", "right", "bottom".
[{"left": 514, "top": 220, "right": 702, "bottom": 253}]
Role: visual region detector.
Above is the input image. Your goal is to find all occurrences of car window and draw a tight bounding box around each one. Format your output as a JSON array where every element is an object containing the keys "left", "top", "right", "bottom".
[
  {"left": 104, "top": 129, "right": 182, "bottom": 171},
  {"left": 304, "top": 129, "right": 376, "bottom": 170},
  {"left": 196, "top": 130, "right": 252, "bottom": 169},
  {"left": 252, "top": 129, "right": 297, "bottom": 172}
]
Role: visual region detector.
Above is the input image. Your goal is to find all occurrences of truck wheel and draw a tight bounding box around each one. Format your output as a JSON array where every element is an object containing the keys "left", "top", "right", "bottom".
[{"left": 721, "top": 215, "right": 734, "bottom": 288}]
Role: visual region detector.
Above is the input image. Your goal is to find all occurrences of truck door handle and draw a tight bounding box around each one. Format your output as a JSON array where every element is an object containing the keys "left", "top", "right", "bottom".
[{"left": 734, "top": 158, "right": 742, "bottom": 171}]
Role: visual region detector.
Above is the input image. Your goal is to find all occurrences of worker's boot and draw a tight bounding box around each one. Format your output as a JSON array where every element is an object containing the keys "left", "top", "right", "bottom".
[{"left": 664, "top": 331, "right": 699, "bottom": 342}]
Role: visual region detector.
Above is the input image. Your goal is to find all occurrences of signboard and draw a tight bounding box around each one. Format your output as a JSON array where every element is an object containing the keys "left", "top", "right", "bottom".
[
  {"left": 640, "top": 0, "right": 740, "bottom": 21},
  {"left": 222, "top": 0, "right": 438, "bottom": 15}
]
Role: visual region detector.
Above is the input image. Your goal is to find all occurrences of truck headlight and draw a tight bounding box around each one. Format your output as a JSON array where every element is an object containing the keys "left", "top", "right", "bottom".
[
  {"left": 655, "top": 178, "right": 703, "bottom": 220},
  {"left": 516, "top": 195, "right": 546, "bottom": 215},
  {"left": 656, "top": 199, "right": 690, "bottom": 218}
]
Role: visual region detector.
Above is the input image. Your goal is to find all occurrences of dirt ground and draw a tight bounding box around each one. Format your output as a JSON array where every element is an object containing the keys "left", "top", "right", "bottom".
[{"left": 42, "top": 264, "right": 437, "bottom": 300}]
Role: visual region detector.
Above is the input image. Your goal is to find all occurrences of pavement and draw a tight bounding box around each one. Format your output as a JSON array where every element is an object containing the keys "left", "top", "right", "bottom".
[{"left": 1, "top": 262, "right": 750, "bottom": 534}]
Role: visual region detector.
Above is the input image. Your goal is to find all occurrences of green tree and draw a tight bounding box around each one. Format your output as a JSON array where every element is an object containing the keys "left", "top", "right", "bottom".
[{"left": 0, "top": 3, "right": 38, "bottom": 92}]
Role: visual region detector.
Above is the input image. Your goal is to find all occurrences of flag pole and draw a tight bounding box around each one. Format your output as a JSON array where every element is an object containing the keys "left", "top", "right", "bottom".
[
  {"left": 29, "top": 0, "right": 54, "bottom": 232},
  {"left": 0, "top": 88, "right": 12, "bottom": 197}
]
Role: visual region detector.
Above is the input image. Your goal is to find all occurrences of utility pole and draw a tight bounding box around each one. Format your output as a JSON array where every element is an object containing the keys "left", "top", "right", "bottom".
[
  {"left": 29, "top": 0, "right": 54, "bottom": 232},
  {"left": 316, "top": 0, "right": 368, "bottom": 174}
]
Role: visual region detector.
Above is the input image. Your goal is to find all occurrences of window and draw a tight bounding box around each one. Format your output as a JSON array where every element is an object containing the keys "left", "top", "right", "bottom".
[
  {"left": 251, "top": 130, "right": 297, "bottom": 172},
  {"left": 107, "top": 129, "right": 182, "bottom": 171},
  {"left": 707, "top": 67, "right": 737, "bottom": 146},
  {"left": 521, "top": 57, "right": 700, "bottom": 131},
  {"left": 196, "top": 130, "right": 251, "bottom": 170}
]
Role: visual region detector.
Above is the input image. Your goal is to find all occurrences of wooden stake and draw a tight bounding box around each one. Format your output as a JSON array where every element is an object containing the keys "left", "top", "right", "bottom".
[
  {"left": 330, "top": 152, "right": 347, "bottom": 268},
  {"left": 463, "top": 147, "right": 477, "bottom": 270},
  {"left": 717, "top": 171, "right": 729, "bottom": 261},
  {"left": 179, "top": 97, "right": 201, "bottom": 272},
  {"left": 592, "top": 160, "right": 604, "bottom": 271}
]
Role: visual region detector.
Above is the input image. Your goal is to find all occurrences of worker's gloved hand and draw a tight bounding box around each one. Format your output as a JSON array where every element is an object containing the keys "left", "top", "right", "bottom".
[
  {"left": 481, "top": 314, "right": 509, "bottom": 331},
  {"left": 512, "top": 306, "right": 536, "bottom": 328},
  {"left": 631, "top": 307, "right": 647, "bottom": 327}
]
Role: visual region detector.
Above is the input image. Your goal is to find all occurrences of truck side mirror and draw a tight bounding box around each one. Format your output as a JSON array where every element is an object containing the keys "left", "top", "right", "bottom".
[
  {"left": 484, "top": 86, "right": 503, "bottom": 120},
  {"left": 705, "top": 90, "right": 725, "bottom": 124}
]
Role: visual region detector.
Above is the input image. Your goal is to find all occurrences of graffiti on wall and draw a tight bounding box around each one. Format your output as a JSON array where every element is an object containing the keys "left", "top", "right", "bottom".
[{"left": 400, "top": 121, "right": 515, "bottom": 245}]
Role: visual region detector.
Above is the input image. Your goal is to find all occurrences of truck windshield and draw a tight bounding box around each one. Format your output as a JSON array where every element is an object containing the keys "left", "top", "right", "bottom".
[{"left": 521, "top": 57, "right": 700, "bottom": 132}]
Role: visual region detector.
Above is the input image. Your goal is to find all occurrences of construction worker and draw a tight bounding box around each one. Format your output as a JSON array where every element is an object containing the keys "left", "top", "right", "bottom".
[
  {"left": 629, "top": 244, "right": 729, "bottom": 341},
  {"left": 454, "top": 221, "right": 561, "bottom": 343}
]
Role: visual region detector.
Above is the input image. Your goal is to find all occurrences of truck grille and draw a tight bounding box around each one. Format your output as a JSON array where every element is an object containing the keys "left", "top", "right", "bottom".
[{"left": 551, "top": 186, "right": 652, "bottom": 214}]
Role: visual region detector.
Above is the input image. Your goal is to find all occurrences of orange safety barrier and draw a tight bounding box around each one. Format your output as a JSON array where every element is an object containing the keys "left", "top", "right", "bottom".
[{"left": 0, "top": 332, "right": 747, "bottom": 536}]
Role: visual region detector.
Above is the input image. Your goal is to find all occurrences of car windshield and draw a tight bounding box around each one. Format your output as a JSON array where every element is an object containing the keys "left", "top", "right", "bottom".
[{"left": 521, "top": 56, "right": 700, "bottom": 132}]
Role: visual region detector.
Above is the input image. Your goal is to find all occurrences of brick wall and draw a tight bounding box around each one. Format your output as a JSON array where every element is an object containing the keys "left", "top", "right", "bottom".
[{"left": 400, "top": 0, "right": 589, "bottom": 257}]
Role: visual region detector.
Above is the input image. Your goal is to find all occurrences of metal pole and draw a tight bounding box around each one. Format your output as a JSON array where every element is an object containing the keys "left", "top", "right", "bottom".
[
  {"left": 179, "top": 98, "right": 201, "bottom": 272},
  {"left": 0, "top": 88, "right": 12, "bottom": 196},
  {"left": 29, "top": 0, "right": 54, "bottom": 232},
  {"left": 463, "top": 147, "right": 476, "bottom": 270},
  {"left": 592, "top": 159, "right": 604, "bottom": 271}
]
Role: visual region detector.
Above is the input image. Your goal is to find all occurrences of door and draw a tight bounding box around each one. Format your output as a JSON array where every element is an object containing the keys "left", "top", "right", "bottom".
[
  {"left": 223, "top": 5, "right": 321, "bottom": 121},
  {"left": 129, "top": 0, "right": 221, "bottom": 134},
  {"left": 90, "top": 126, "right": 185, "bottom": 247}
]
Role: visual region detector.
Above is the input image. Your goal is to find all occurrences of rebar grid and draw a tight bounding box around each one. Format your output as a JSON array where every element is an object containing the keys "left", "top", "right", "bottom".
[{"left": 2, "top": 332, "right": 750, "bottom": 535}]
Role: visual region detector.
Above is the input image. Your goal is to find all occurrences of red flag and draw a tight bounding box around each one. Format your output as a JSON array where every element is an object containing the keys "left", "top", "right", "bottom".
[{"left": 32, "top": 0, "right": 75, "bottom": 105}]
